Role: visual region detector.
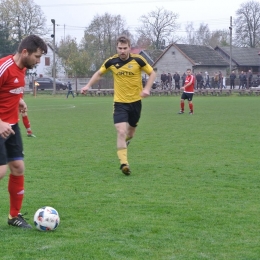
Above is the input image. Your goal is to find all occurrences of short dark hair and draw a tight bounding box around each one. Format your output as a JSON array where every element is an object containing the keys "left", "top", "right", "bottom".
[
  {"left": 116, "top": 35, "right": 131, "bottom": 46},
  {"left": 18, "top": 35, "right": 47, "bottom": 55}
]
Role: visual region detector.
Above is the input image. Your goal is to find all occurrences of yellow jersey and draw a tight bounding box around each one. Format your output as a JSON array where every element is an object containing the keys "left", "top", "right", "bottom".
[{"left": 99, "top": 54, "right": 154, "bottom": 103}]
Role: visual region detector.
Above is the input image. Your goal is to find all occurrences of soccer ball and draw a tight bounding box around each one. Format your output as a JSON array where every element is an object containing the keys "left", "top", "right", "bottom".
[{"left": 34, "top": 206, "right": 60, "bottom": 231}]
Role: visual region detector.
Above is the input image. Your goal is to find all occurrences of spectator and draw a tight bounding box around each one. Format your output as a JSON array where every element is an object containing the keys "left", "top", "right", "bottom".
[
  {"left": 66, "top": 81, "right": 74, "bottom": 98},
  {"left": 204, "top": 71, "right": 211, "bottom": 88},
  {"left": 230, "top": 70, "right": 236, "bottom": 89},
  {"left": 173, "top": 72, "right": 180, "bottom": 89},
  {"left": 214, "top": 72, "right": 219, "bottom": 88},
  {"left": 247, "top": 70, "right": 253, "bottom": 88},
  {"left": 160, "top": 71, "right": 167, "bottom": 89},
  {"left": 181, "top": 72, "right": 186, "bottom": 87},
  {"left": 239, "top": 71, "right": 246, "bottom": 89},
  {"left": 195, "top": 72, "right": 203, "bottom": 89},
  {"left": 167, "top": 73, "right": 172, "bottom": 89},
  {"left": 242, "top": 72, "right": 247, "bottom": 89},
  {"left": 218, "top": 71, "right": 223, "bottom": 89}
]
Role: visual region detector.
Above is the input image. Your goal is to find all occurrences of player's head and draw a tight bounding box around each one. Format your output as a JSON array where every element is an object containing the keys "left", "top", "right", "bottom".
[
  {"left": 116, "top": 35, "right": 131, "bottom": 61},
  {"left": 186, "top": 68, "right": 192, "bottom": 74},
  {"left": 17, "top": 35, "right": 47, "bottom": 69}
]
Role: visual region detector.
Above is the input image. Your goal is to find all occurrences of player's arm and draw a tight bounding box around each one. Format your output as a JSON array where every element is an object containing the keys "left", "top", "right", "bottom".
[
  {"left": 19, "top": 98, "right": 27, "bottom": 113},
  {"left": 81, "top": 70, "right": 103, "bottom": 95},
  {"left": 141, "top": 70, "right": 157, "bottom": 98}
]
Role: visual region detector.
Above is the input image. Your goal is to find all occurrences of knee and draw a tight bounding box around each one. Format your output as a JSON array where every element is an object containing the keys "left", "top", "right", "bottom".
[
  {"left": 117, "top": 128, "right": 126, "bottom": 139},
  {"left": 9, "top": 160, "right": 24, "bottom": 176}
]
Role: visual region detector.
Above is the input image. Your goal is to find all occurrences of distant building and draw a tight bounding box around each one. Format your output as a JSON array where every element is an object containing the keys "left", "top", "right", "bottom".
[
  {"left": 27, "top": 43, "right": 66, "bottom": 79},
  {"left": 214, "top": 46, "right": 260, "bottom": 74},
  {"left": 152, "top": 43, "right": 229, "bottom": 80}
]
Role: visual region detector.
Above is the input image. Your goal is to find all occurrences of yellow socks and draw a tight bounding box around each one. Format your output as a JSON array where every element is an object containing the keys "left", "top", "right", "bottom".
[{"left": 117, "top": 148, "right": 128, "bottom": 165}]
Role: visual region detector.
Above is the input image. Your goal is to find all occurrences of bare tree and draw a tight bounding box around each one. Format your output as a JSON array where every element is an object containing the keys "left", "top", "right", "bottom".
[
  {"left": 234, "top": 0, "right": 260, "bottom": 47},
  {"left": 136, "top": 7, "right": 179, "bottom": 50},
  {"left": 82, "top": 13, "right": 127, "bottom": 70},
  {"left": 184, "top": 22, "right": 229, "bottom": 48},
  {"left": 0, "top": 0, "right": 47, "bottom": 42}
]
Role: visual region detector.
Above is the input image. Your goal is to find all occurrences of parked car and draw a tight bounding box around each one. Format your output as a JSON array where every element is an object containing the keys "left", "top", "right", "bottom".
[{"left": 29, "top": 77, "right": 67, "bottom": 90}]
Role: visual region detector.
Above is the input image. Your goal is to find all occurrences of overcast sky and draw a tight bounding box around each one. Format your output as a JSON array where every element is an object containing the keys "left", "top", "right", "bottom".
[{"left": 33, "top": 0, "right": 248, "bottom": 43}]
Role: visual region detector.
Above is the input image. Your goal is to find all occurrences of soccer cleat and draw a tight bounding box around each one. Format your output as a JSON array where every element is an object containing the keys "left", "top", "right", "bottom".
[
  {"left": 27, "top": 131, "right": 36, "bottom": 137},
  {"left": 8, "top": 213, "right": 32, "bottom": 228},
  {"left": 27, "top": 134, "right": 36, "bottom": 137},
  {"left": 189, "top": 111, "right": 193, "bottom": 115},
  {"left": 126, "top": 140, "right": 131, "bottom": 146},
  {"left": 120, "top": 164, "right": 131, "bottom": 176},
  {"left": 178, "top": 110, "right": 184, "bottom": 114}
]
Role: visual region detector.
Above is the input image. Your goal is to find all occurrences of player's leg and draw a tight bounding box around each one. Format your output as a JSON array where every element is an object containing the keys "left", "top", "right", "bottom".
[
  {"left": 126, "top": 124, "right": 135, "bottom": 146},
  {"left": 126, "top": 101, "right": 141, "bottom": 146},
  {"left": 115, "top": 122, "right": 130, "bottom": 175},
  {"left": 0, "top": 137, "right": 8, "bottom": 179},
  {"left": 6, "top": 124, "right": 31, "bottom": 228},
  {"left": 21, "top": 111, "right": 35, "bottom": 137},
  {"left": 188, "top": 94, "right": 194, "bottom": 114},
  {"left": 178, "top": 92, "right": 186, "bottom": 114},
  {"left": 114, "top": 102, "right": 131, "bottom": 175}
]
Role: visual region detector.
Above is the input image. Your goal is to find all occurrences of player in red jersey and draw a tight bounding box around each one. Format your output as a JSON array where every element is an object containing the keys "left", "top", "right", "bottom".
[
  {"left": 20, "top": 110, "right": 36, "bottom": 137},
  {"left": 0, "top": 35, "right": 47, "bottom": 228},
  {"left": 178, "top": 68, "right": 195, "bottom": 115}
]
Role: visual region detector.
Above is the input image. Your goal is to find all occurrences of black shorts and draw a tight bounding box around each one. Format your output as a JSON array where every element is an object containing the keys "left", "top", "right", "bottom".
[
  {"left": 113, "top": 100, "right": 142, "bottom": 127},
  {"left": 0, "top": 124, "right": 24, "bottom": 165},
  {"left": 181, "top": 92, "right": 194, "bottom": 101}
]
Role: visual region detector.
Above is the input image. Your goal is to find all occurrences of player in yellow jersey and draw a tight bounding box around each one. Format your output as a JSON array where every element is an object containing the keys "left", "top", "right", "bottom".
[{"left": 81, "top": 35, "right": 156, "bottom": 175}]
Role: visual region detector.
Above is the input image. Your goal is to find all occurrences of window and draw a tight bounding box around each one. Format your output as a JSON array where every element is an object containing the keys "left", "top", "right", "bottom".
[{"left": 45, "top": 57, "right": 50, "bottom": 66}]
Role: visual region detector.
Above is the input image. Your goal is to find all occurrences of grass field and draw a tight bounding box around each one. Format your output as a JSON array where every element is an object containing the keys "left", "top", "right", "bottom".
[{"left": 0, "top": 94, "right": 260, "bottom": 260}]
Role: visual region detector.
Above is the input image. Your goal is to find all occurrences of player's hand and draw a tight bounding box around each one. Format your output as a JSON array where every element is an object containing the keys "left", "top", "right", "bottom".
[
  {"left": 140, "top": 89, "right": 150, "bottom": 98},
  {"left": 81, "top": 87, "right": 88, "bottom": 95},
  {"left": 0, "top": 121, "right": 15, "bottom": 139}
]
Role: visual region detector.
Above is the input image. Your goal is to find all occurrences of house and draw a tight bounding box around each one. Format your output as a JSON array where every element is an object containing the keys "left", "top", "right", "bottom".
[
  {"left": 152, "top": 43, "right": 229, "bottom": 81},
  {"left": 131, "top": 48, "right": 158, "bottom": 66},
  {"left": 27, "top": 43, "right": 66, "bottom": 80},
  {"left": 214, "top": 46, "right": 260, "bottom": 75}
]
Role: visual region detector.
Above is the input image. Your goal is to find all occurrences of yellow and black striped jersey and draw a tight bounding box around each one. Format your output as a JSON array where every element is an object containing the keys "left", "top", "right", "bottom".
[{"left": 99, "top": 53, "right": 153, "bottom": 103}]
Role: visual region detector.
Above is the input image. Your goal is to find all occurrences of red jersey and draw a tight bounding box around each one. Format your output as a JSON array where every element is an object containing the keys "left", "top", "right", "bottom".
[
  {"left": 0, "top": 55, "right": 26, "bottom": 124},
  {"left": 184, "top": 74, "right": 195, "bottom": 93}
]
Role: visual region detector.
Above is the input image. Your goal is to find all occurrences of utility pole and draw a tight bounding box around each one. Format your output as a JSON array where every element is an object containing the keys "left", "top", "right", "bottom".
[
  {"left": 51, "top": 19, "right": 56, "bottom": 95},
  {"left": 229, "top": 16, "right": 232, "bottom": 75}
]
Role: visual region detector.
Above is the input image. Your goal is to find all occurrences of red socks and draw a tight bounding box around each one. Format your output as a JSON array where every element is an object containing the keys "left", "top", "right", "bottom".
[
  {"left": 8, "top": 174, "right": 24, "bottom": 217},
  {"left": 189, "top": 103, "right": 193, "bottom": 112},
  {"left": 180, "top": 102, "right": 193, "bottom": 112},
  {"left": 22, "top": 115, "right": 30, "bottom": 129},
  {"left": 180, "top": 102, "right": 184, "bottom": 111}
]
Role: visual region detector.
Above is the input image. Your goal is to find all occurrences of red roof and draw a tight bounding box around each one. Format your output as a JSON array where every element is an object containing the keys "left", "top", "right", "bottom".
[{"left": 131, "top": 48, "right": 144, "bottom": 54}]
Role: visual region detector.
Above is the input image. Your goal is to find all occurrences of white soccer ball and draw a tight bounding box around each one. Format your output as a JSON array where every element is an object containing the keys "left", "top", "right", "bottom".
[{"left": 34, "top": 206, "right": 60, "bottom": 231}]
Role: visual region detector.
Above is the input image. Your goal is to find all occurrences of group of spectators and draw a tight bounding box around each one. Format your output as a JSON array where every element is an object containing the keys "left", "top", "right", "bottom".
[
  {"left": 158, "top": 70, "right": 257, "bottom": 90},
  {"left": 160, "top": 71, "right": 187, "bottom": 90},
  {"left": 230, "top": 70, "right": 253, "bottom": 89}
]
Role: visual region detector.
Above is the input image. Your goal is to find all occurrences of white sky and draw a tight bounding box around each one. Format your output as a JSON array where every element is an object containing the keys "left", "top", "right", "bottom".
[{"left": 33, "top": 0, "right": 247, "bottom": 43}]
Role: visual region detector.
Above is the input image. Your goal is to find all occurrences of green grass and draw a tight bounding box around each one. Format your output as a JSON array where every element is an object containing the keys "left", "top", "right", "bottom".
[{"left": 0, "top": 94, "right": 260, "bottom": 260}]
